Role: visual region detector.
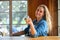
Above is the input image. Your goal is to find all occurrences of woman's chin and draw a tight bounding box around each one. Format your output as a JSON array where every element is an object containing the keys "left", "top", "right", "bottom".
[{"left": 36, "top": 16, "right": 40, "bottom": 18}]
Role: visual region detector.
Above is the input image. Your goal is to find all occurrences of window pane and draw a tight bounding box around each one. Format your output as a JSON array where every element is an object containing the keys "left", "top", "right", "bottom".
[
  {"left": 0, "top": 13, "right": 9, "bottom": 24},
  {"left": 0, "top": 1, "right": 9, "bottom": 36},
  {"left": 12, "top": 1, "right": 27, "bottom": 12},
  {"left": 0, "top": 1, "right": 9, "bottom": 12},
  {"left": 0, "top": 1, "right": 9, "bottom": 24},
  {"left": 12, "top": 12, "right": 27, "bottom": 24},
  {"left": 12, "top": 25, "right": 27, "bottom": 33},
  {"left": 12, "top": 1, "right": 27, "bottom": 33},
  {"left": 0, "top": 25, "right": 9, "bottom": 36},
  {"left": 12, "top": 1, "right": 27, "bottom": 24}
]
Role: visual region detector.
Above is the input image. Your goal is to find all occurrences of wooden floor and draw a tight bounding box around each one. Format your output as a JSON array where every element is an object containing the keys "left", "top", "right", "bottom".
[{"left": 0, "top": 36, "right": 60, "bottom": 40}]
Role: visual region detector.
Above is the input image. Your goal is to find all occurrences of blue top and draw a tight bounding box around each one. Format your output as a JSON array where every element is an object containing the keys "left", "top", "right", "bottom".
[{"left": 24, "top": 18, "right": 48, "bottom": 37}]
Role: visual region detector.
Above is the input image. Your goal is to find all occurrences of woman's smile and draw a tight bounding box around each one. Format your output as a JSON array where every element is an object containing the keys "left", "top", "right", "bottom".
[{"left": 35, "top": 7, "right": 44, "bottom": 18}]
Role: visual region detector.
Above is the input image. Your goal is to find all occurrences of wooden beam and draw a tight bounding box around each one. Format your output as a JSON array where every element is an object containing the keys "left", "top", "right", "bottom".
[{"left": 9, "top": 0, "right": 12, "bottom": 36}]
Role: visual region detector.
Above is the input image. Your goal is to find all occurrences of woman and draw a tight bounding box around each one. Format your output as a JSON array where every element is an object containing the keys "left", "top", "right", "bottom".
[{"left": 12, "top": 4, "right": 52, "bottom": 37}]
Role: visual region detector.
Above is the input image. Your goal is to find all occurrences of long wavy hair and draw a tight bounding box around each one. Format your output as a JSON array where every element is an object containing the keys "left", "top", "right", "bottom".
[{"left": 38, "top": 4, "right": 52, "bottom": 33}]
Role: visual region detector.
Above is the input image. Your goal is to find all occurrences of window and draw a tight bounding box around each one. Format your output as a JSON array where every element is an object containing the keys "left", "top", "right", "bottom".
[
  {"left": 12, "top": 1, "right": 27, "bottom": 33},
  {"left": 0, "top": 1, "right": 9, "bottom": 36},
  {"left": 0, "top": 0, "right": 27, "bottom": 36}
]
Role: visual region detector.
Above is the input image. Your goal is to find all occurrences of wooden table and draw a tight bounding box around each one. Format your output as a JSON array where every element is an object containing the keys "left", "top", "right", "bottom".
[
  {"left": 29, "top": 36, "right": 60, "bottom": 40},
  {"left": 0, "top": 36, "right": 60, "bottom": 40}
]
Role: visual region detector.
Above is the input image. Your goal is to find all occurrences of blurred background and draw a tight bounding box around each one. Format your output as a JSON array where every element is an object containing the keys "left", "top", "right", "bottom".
[{"left": 0, "top": 0, "right": 59, "bottom": 37}]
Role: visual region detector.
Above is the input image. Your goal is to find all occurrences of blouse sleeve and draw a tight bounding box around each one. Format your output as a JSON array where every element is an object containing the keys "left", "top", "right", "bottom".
[
  {"left": 30, "top": 22, "right": 48, "bottom": 37},
  {"left": 24, "top": 25, "right": 30, "bottom": 34}
]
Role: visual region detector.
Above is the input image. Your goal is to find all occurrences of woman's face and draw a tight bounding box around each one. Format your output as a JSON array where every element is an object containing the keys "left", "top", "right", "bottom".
[{"left": 35, "top": 6, "right": 44, "bottom": 18}]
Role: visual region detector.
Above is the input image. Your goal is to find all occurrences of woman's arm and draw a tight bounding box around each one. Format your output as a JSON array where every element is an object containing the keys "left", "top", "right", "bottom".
[
  {"left": 25, "top": 18, "right": 36, "bottom": 35},
  {"left": 29, "top": 23, "right": 36, "bottom": 35},
  {"left": 12, "top": 18, "right": 36, "bottom": 36},
  {"left": 12, "top": 31, "right": 25, "bottom": 36}
]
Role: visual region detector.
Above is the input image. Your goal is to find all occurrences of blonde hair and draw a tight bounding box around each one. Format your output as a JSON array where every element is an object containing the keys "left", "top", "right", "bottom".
[{"left": 38, "top": 5, "right": 52, "bottom": 33}]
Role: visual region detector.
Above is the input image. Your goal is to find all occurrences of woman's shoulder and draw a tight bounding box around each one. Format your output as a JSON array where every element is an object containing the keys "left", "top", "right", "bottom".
[
  {"left": 41, "top": 19, "right": 47, "bottom": 23},
  {"left": 39, "top": 19, "right": 47, "bottom": 25},
  {"left": 33, "top": 19, "right": 47, "bottom": 25},
  {"left": 40, "top": 19, "right": 47, "bottom": 22}
]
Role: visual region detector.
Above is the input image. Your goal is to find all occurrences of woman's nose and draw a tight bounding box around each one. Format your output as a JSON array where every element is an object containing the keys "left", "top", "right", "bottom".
[{"left": 37, "top": 11, "right": 40, "bottom": 14}]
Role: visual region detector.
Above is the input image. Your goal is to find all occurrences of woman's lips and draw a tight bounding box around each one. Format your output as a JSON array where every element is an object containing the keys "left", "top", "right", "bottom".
[{"left": 36, "top": 13, "right": 40, "bottom": 16}]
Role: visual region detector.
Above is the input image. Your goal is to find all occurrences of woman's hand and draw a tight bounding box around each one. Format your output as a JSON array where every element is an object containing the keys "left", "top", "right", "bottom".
[
  {"left": 25, "top": 18, "right": 36, "bottom": 35},
  {"left": 25, "top": 18, "right": 33, "bottom": 25}
]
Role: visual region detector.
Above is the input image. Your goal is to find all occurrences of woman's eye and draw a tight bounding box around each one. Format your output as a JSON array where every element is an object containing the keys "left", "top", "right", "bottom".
[
  {"left": 40, "top": 11, "right": 42, "bottom": 13},
  {"left": 37, "top": 9, "right": 39, "bottom": 11}
]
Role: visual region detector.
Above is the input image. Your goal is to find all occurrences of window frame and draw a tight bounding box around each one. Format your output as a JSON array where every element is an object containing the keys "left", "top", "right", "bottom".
[{"left": 0, "top": 0, "right": 27, "bottom": 36}]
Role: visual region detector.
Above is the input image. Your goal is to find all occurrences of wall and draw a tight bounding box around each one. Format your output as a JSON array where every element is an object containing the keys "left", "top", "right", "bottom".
[
  {"left": 28, "top": 0, "right": 48, "bottom": 20},
  {"left": 58, "top": 0, "right": 60, "bottom": 36},
  {"left": 48, "top": 0, "right": 58, "bottom": 36},
  {"left": 28, "top": 0, "right": 58, "bottom": 36}
]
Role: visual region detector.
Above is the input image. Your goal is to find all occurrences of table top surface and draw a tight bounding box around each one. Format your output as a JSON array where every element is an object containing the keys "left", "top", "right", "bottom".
[{"left": 0, "top": 36, "right": 60, "bottom": 40}]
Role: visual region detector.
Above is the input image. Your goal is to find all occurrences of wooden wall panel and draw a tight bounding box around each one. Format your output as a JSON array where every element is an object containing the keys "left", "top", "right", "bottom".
[
  {"left": 49, "top": 0, "right": 58, "bottom": 36},
  {"left": 28, "top": 0, "right": 58, "bottom": 36},
  {"left": 28, "top": 0, "right": 48, "bottom": 20}
]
